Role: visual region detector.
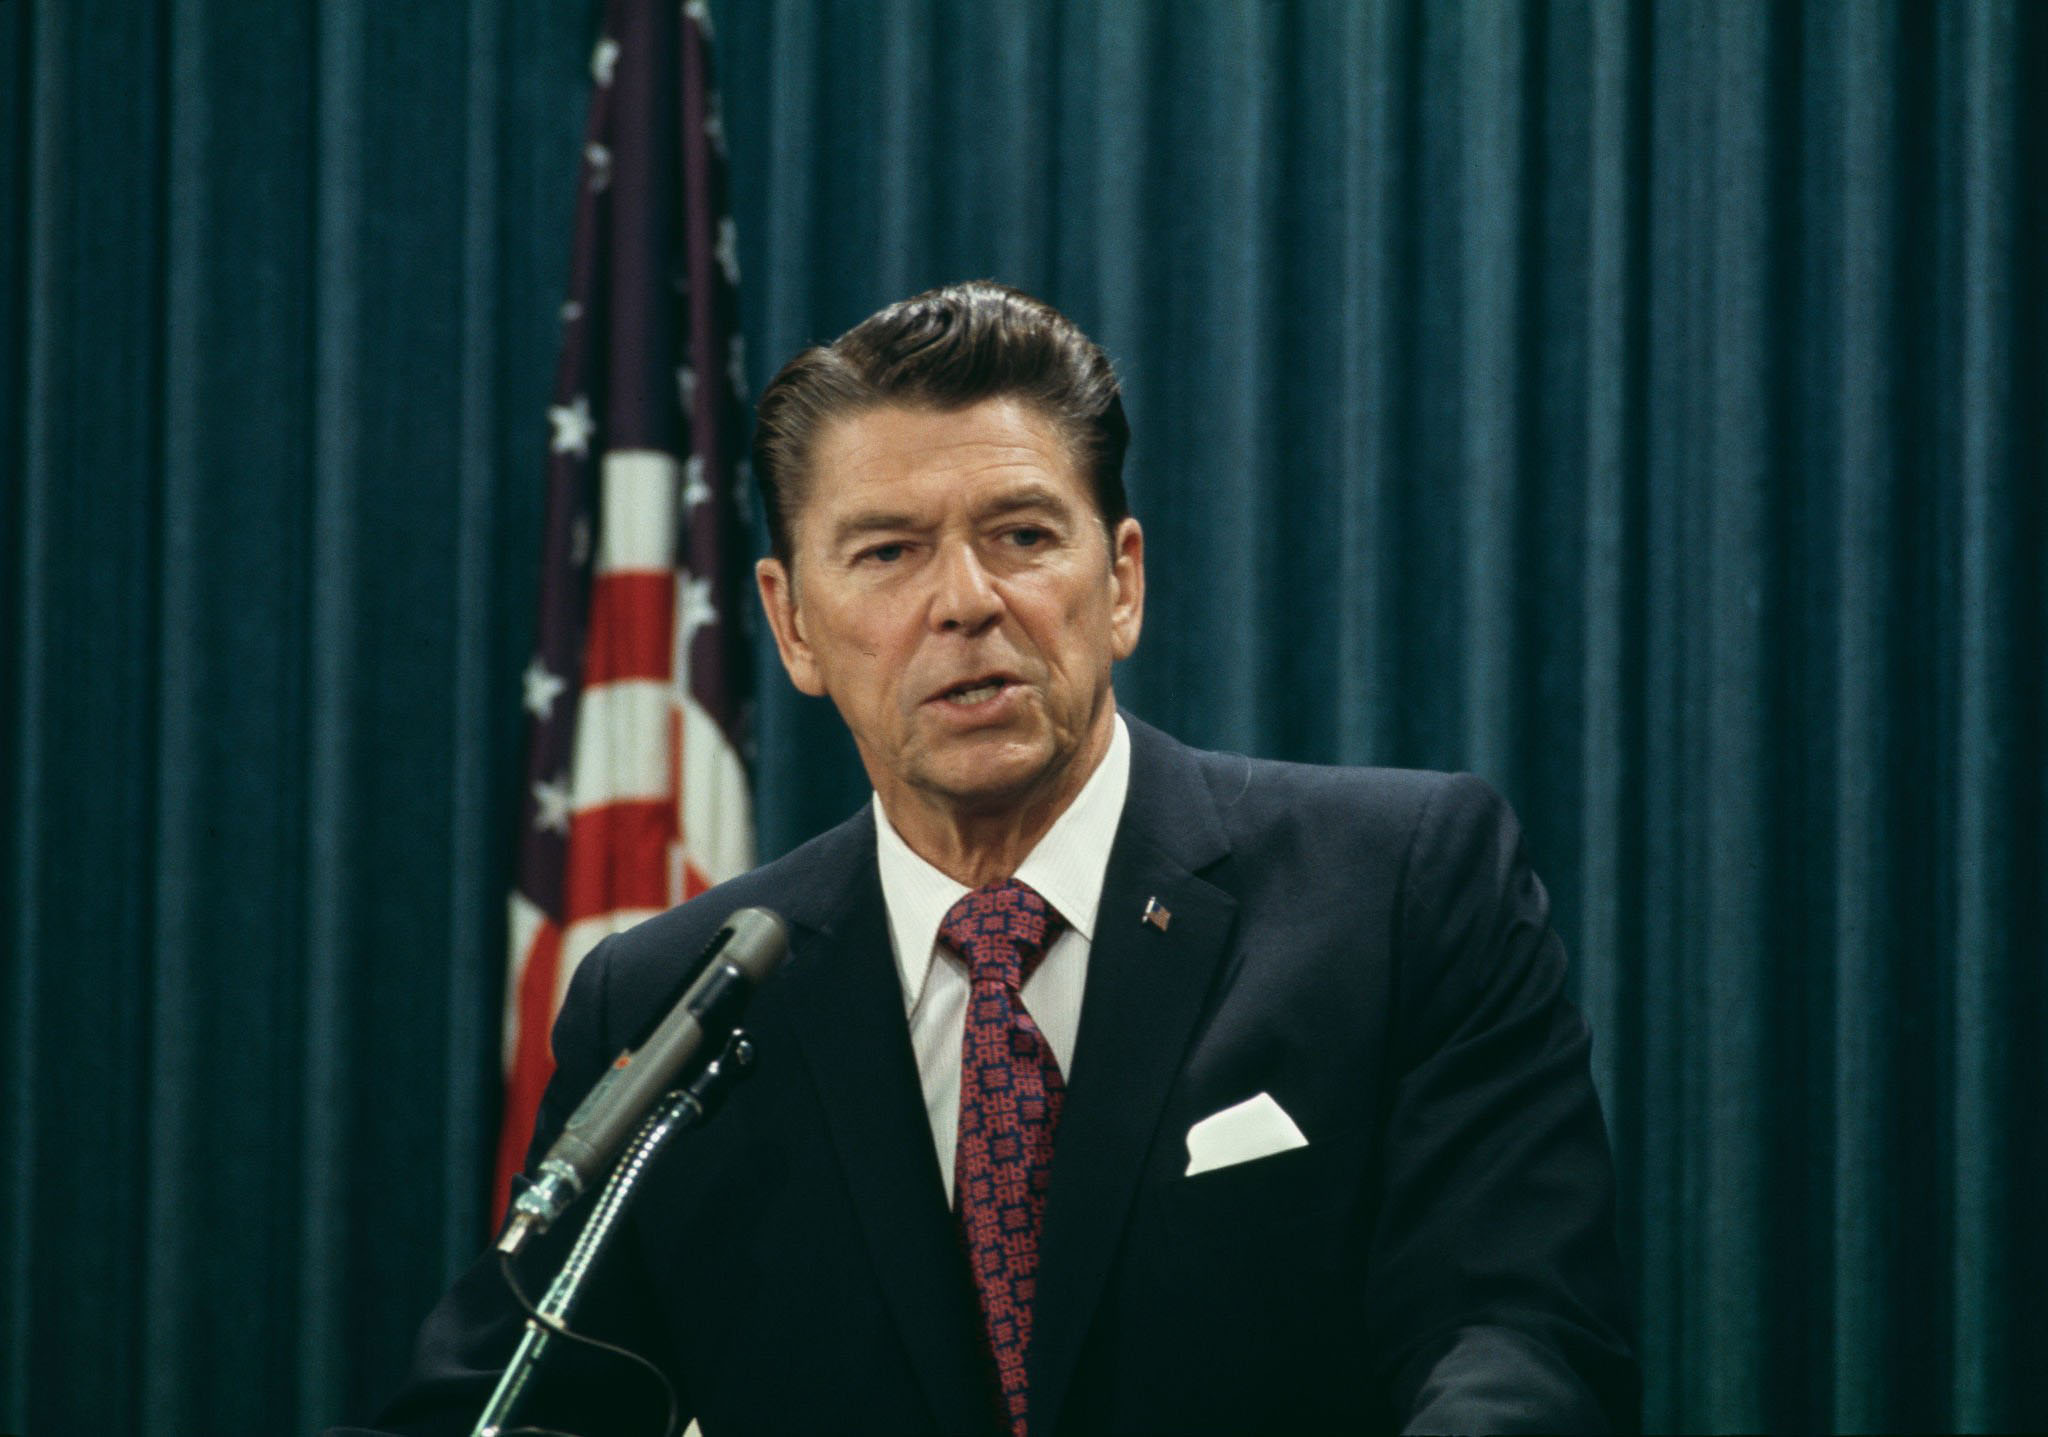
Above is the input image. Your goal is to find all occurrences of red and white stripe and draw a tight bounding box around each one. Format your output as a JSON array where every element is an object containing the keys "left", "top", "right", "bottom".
[{"left": 496, "top": 448, "right": 752, "bottom": 1213}]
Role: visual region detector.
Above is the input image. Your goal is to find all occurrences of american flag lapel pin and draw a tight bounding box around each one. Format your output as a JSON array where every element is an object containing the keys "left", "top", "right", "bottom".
[{"left": 1142, "top": 896, "right": 1171, "bottom": 931}]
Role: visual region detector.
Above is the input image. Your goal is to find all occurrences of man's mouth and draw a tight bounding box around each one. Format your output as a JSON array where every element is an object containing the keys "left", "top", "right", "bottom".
[{"left": 933, "top": 676, "right": 1014, "bottom": 707}]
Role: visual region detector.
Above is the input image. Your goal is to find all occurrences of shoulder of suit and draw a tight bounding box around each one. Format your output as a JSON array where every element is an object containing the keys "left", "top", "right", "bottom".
[
  {"left": 1170, "top": 733, "right": 1461, "bottom": 814},
  {"left": 594, "top": 804, "right": 875, "bottom": 979},
  {"left": 1157, "top": 727, "right": 1512, "bottom": 854}
]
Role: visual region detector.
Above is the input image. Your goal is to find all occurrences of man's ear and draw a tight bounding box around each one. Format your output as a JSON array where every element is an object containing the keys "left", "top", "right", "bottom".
[
  {"left": 1108, "top": 516, "right": 1145, "bottom": 661},
  {"left": 756, "top": 556, "right": 827, "bottom": 696}
]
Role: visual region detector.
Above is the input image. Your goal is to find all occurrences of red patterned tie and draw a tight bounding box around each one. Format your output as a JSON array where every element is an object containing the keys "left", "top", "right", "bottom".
[{"left": 941, "top": 878, "right": 1068, "bottom": 1437}]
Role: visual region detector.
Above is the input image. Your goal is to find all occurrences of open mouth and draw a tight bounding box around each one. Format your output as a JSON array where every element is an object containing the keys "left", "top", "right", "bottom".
[{"left": 933, "top": 676, "right": 1013, "bottom": 707}]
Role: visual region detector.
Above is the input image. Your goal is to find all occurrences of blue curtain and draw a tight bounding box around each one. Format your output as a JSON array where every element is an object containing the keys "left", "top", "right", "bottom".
[
  {"left": 4, "top": 2, "right": 2041, "bottom": 1432},
  {"left": 2, "top": 1, "right": 590, "bottom": 1429}
]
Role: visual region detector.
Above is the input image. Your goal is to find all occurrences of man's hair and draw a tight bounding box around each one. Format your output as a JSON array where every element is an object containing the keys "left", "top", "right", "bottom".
[{"left": 750, "top": 280, "right": 1131, "bottom": 565}]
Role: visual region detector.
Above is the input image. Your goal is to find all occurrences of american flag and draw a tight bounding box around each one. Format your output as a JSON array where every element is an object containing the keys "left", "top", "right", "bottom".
[{"left": 495, "top": 0, "right": 754, "bottom": 1222}]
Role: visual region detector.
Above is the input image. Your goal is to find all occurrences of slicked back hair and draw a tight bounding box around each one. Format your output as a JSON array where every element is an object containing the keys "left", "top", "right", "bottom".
[{"left": 750, "top": 280, "right": 1131, "bottom": 567}]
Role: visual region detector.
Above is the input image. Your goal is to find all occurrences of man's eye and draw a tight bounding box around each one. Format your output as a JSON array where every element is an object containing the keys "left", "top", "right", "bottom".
[
  {"left": 861, "top": 542, "right": 907, "bottom": 564},
  {"left": 1006, "top": 527, "right": 1048, "bottom": 548}
]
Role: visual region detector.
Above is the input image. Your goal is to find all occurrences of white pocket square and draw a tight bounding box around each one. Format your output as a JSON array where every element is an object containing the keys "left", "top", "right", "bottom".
[{"left": 1183, "top": 1091, "right": 1308, "bottom": 1176}]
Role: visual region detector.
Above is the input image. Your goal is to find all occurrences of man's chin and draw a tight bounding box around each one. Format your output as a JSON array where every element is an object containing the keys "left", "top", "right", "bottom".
[{"left": 910, "top": 744, "right": 1060, "bottom": 815}]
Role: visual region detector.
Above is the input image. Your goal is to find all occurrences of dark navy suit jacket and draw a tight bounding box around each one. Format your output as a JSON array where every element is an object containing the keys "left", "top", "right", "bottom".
[{"left": 344, "top": 715, "right": 1637, "bottom": 1435}]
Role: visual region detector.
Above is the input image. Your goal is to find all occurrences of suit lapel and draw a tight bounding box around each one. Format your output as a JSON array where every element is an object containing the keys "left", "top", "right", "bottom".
[
  {"left": 777, "top": 812, "right": 995, "bottom": 1434},
  {"left": 1029, "top": 718, "right": 1238, "bottom": 1436}
]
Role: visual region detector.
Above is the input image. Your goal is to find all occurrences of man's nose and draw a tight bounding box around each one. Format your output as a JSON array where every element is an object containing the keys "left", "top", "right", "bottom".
[{"left": 930, "top": 540, "right": 1002, "bottom": 634}]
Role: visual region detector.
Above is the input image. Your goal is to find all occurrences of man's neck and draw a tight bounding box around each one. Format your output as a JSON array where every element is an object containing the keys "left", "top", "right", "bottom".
[{"left": 882, "top": 714, "right": 1116, "bottom": 889}]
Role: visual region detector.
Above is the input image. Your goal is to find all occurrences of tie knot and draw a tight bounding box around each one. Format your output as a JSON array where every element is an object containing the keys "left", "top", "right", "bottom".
[{"left": 939, "top": 878, "right": 1065, "bottom": 990}]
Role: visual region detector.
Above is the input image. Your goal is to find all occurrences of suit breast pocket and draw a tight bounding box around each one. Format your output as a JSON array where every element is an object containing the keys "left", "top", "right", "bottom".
[{"left": 1149, "top": 1126, "right": 1364, "bottom": 1293}]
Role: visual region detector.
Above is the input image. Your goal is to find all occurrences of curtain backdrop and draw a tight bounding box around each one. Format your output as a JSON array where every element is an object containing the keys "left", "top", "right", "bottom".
[
  {"left": 4, "top": 2, "right": 2041, "bottom": 1433},
  {"left": 1, "top": 2, "right": 591, "bottom": 1431}
]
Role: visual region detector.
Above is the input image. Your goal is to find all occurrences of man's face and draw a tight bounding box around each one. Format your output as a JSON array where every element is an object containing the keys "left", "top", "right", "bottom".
[{"left": 755, "top": 398, "right": 1144, "bottom": 827}]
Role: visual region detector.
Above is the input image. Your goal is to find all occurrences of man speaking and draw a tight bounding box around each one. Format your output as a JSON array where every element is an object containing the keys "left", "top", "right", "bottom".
[{"left": 350, "top": 282, "right": 1637, "bottom": 1435}]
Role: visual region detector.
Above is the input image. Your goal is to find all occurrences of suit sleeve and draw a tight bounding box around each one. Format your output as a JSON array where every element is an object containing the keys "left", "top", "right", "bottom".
[
  {"left": 1363, "top": 774, "right": 1639, "bottom": 1434},
  {"left": 322, "top": 936, "right": 687, "bottom": 1437}
]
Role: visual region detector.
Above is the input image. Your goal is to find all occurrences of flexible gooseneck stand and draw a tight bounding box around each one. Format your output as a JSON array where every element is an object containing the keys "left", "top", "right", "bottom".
[{"left": 470, "top": 1030, "right": 756, "bottom": 1437}]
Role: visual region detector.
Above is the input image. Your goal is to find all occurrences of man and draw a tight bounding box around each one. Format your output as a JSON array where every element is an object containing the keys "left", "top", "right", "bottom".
[{"left": 345, "top": 282, "right": 1636, "bottom": 1435}]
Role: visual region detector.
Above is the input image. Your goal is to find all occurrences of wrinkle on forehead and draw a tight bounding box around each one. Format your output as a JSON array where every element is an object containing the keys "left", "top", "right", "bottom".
[
  {"left": 820, "top": 401, "right": 1068, "bottom": 480},
  {"left": 838, "top": 444, "right": 1060, "bottom": 493},
  {"left": 796, "top": 398, "right": 1089, "bottom": 554}
]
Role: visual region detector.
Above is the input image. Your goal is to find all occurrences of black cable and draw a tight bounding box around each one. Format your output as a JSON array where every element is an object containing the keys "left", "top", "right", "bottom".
[{"left": 496, "top": 1248, "right": 681, "bottom": 1437}]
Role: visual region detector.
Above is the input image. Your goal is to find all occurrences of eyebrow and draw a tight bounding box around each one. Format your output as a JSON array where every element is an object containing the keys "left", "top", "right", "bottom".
[
  {"left": 828, "top": 511, "right": 923, "bottom": 550},
  {"left": 971, "top": 486, "right": 1075, "bottom": 523},
  {"left": 826, "top": 485, "right": 1079, "bottom": 551}
]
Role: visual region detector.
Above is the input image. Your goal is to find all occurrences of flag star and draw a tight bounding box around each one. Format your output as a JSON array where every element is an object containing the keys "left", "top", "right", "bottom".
[
  {"left": 676, "top": 363, "right": 698, "bottom": 414},
  {"left": 682, "top": 454, "right": 712, "bottom": 509},
  {"left": 591, "top": 34, "right": 620, "bottom": 87},
  {"left": 677, "top": 573, "right": 718, "bottom": 652},
  {"left": 532, "top": 775, "right": 572, "bottom": 835},
  {"left": 585, "top": 142, "right": 612, "bottom": 193},
  {"left": 684, "top": 0, "right": 714, "bottom": 38},
  {"left": 549, "top": 395, "right": 595, "bottom": 457},
  {"left": 726, "top": 332, "right": 748, "bottom": 394},
  {"left": 560, "top": 299, "right": 584, "bottom": 324},
  {"left": 703, "top": 93, "right": 726, "bottom": 150},
  {"left": 715, "top": 216, "right": 740, "bottom": 284},
  {"left": 523, "top": 658, "right": 567, "bottom": 720}
]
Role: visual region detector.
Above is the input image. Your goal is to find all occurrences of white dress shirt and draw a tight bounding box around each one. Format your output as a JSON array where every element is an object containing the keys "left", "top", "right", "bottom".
[{"left": 872, "top": 713, "right": 1132, "bottom": 1205}]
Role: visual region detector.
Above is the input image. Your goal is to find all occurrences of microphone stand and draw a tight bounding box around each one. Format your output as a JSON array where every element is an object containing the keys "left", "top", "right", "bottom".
[{"left": 471, "top": 1030, "right": 757, "bottom": 1437}]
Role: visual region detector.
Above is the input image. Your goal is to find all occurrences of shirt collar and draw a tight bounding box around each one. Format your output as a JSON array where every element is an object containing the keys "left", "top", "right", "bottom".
[{"left": 874, "top": 712, "right": 1133, "bottom": 1013}]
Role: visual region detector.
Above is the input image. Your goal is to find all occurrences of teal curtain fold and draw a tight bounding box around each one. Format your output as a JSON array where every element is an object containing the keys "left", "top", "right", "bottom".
[
  {"left": 2, "top": 2, "right": 593, "bottom": 1430},
  {"left": 3, "top": 2, "right": 2041, "bottom": 1432}
]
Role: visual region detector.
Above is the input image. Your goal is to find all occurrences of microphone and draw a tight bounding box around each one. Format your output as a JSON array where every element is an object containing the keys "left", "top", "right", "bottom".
[{"left": 498, "top": 906, "right": 790, "bottom": 1256}]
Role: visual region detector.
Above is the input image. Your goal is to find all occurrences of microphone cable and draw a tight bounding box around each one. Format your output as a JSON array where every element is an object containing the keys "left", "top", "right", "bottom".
[{"left": 494, "top": 1240, "right": 681, "bottom": 1437}]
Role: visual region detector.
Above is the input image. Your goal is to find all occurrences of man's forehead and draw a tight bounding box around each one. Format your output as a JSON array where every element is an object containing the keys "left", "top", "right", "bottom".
[
  {"left": 815, "top": 400, "right": 1066, "bottom": 472},
  {"left": 799, "top": 400, "right": 1091, "bottom": 521}
]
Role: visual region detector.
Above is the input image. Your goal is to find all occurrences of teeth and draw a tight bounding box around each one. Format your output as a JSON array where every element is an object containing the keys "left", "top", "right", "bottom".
[{"left": 947, "top": 680, "right": 1004, "bottom": 705}]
